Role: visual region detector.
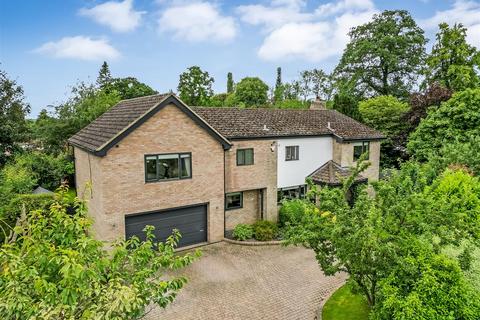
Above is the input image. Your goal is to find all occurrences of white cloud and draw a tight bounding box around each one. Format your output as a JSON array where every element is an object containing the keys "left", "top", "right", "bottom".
[
  {"left": 237, "top": 0, "right": 311, "bottom": 30},
  {"left": 158, "top": 2, "right": 236, "bottom": 43},
  {"left": 421, "top": 0, "right": 480, "bottom": 46},
  {"left": 316, "top": 0, "right": 374, "bottom": 17},
  {"left": 34, "top": 36, "right": 120, "bottom": 61},
  {"left": 244, "top": 0, "right": 377, "bottom": 61},
  {"left": 79, "top": 0, "right": 145, "bottom": 32}
]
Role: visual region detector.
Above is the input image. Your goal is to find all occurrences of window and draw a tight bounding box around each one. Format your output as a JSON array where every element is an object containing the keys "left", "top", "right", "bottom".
[
  {"left": 237, "top": 148, "right": 254, "bottom": 166},
  {"left": 277, "top": 185, "right": 307, "bottom": 203},
  {"left": 353, "top": 141, "right": 370, "bottom": 161},
  {"left": 145, "top": 153, "right": 191, "bottom": 182},
  {"left": 226, "top": 192, "right": 243, "bottom": 210},
  {"left": 285, "top": 146, "right": 299, "bottom": 161}
]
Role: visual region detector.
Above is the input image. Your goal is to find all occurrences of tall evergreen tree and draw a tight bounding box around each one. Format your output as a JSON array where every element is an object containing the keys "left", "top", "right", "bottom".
[
  {"left": 274, "top": 67, "right": 284, "bottom": 103},
  {"left": 227, "top": 72, "right": 234, "bottom": 94},
  {"left": 96, "top": 61, "right": 112, "bottom": 88}
]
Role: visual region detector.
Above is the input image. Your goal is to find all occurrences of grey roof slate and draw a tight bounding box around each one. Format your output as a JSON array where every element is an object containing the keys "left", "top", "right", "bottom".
[
  {"left": 68, "top": 94, "right": 384, "bottom": 155},
  {"left": 192, "top": 107, "right": 384, "bottom": 140},
  {"left": 308, "top": 160, "right": 367, "bottom": 186}
]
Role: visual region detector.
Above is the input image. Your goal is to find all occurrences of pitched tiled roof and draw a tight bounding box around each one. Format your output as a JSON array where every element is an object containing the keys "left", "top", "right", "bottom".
[
  {"left": 308, "top": 160, "right": 367, "bottom": 186},
  {"left": 192, "top": 107, "right": 384, "bottom": 140},
  {"left": 68, "top": 94, "right": 169, "bottom": 153},
  {"left": 68, "top": 94, "right": 384, "bottom": 156}
]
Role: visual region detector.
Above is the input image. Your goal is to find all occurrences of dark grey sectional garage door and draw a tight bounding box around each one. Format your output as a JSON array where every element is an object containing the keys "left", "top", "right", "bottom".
[{"left": 125, "top": 204, "right": 207, "bottom": 248}]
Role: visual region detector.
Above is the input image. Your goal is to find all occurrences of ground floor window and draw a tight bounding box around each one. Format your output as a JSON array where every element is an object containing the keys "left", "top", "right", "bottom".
[
  {"left": 277, "top": 185, "right": 307, "bottom": 203},
  {"left": 225, "top": 192, "right": 243, "bottom": 210}
]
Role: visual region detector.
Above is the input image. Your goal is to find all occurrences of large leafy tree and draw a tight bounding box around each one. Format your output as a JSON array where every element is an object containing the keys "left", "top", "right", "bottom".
[
  {"left": 0, "top": 70, "right": 30, "bottom": 166},
  {"left": 283, "top": 160, "right": 480, "bottom": 317},
  {"left": 424, "top": 23, "right": 480, "bottom": 91},
  {"left": 407, "top": 88, "right": 480, "bottom": 160},
  {"left": 335, "top": 10, "right": 427, "bottom": 98},
  {"left": 0, "top": 189, "right": 198, "bottom": 319},
  {"left": 299, "top": 69, "right": 333, "bottom": 101},
  {"left": 235, "top": 77, "right": 269, "bottom": 107},
  {"left": 177, "top": 66, "right": 214, "bottom": 106}
]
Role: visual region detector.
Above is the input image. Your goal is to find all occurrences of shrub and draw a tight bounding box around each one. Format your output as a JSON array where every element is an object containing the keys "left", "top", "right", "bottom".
[
  {"left": 253, "top": 220, "right": 278, "bottom": 241},
  {"left": 279, "top": 199, "right": 311, "bottom": 227},
  {"left": 232, "top": 224, "right": 254, "bottom": 241}
]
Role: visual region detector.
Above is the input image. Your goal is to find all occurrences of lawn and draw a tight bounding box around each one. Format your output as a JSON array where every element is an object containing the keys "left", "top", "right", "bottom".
[{"left": 322, "top": 284, "right": 370, "bottom": 320}]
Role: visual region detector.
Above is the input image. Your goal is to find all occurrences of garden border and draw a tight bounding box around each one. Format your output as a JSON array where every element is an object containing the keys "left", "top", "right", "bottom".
[{"left": 223, "top": 238, "right": 285, "bottom": 246}]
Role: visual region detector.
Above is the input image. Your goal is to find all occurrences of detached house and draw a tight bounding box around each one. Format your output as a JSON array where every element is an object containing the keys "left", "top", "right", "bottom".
[{"left": 69, "top": 94, "right": 383, "bottom": 248}]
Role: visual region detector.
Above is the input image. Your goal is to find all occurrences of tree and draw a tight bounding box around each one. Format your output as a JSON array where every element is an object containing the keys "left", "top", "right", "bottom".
[
  {"left": 177, "top": 66, "right": 214, "bottom": 106},
  {"left": 96, "top": 61, "right": 113, "bottom": 88},
  {"left": 0, "top": 69, "right": 30, "bottom": 166},
  {"left": 227, "top": 72, "right": 234, "bottom": 94},
  {"left": 235, "top": 77, "right": 269, "bottom": 107},
  {"left": 424, "top": 23, "right": 480, "bottom": 91},
  {"left": 108, "top": 77, "right": 157, "bottom": 100},
  {"left": 283, "top": 159, "right": 480, "bottom": 313},
  {"left": 332, "top": 91, "right": 361, "bottom": 120},
  {"left": 0, "top": 189, "right": 199, "bottom": 319},
  {"left": 359, "top": 96, "right": 409, "bottom": 137},
  {"left": 335, "top": 10, "right": 427, "bottom": 99},
  {"left": 299, "top": 69, "right": 333, "bottom": 101},
  {"left": 209, "top": 93, "right": 228, "bottom": 107},
  {"left": 407, "top": 88, "right": 480, "bottom": 160},
  {"left": 273, "top": 67, "right": 284, "bottom": 104}
]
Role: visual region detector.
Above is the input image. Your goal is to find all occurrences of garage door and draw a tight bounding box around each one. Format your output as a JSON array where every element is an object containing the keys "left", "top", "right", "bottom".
[{"left": 125, "top": 204, "right": 207, "bottom": 248}]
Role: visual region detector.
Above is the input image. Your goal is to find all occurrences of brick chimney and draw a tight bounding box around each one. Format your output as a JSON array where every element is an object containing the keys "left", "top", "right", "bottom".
[{"left": 310, "top": 98, "right": 327, "bottom": 110}]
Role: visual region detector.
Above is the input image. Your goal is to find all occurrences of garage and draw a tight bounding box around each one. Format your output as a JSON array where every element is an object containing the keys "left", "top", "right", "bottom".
[{"left": 125, "top": 204, "right": 207, "bottom": 248}]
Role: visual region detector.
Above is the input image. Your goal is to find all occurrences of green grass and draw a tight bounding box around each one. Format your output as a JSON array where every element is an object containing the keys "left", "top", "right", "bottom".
[{"left": 322, "top": 284, "right": 370, "bottom": 320}]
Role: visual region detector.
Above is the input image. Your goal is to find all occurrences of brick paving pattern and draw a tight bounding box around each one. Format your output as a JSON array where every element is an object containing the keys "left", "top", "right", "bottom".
[{"left": 146, "top": 242, "right": 346, "bottom": 320}]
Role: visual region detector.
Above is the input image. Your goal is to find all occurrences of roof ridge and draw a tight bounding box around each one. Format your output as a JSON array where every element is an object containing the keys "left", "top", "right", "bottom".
[{"left": 117, "top": 93, "right": 170, "bottom": 103}]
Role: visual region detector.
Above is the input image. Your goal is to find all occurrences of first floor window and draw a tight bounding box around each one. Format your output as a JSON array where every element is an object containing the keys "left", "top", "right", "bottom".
[
  {"left": 226, "top": 192, "right": 243, "bottom": 210},
  {"left": 277, "top": 185, "right": 306, "bottom": 203},
  {"left": 237, "top": 148, "right": 254, "bottom": 166},
  {"left": 285, "top": 146, "right": 299, "bottom": 161},
  {"left": 145, "top": 153, "right": 192, "bottom": 182},
  {"left": 353, "top": 141, "right": 370, "bottom": 161}
]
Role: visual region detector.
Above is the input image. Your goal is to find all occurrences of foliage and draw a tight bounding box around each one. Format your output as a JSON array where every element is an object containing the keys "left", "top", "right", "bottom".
[
  {"left": 232, "top": 224, "right": 254, "bottom": 241},
  {"left": 34, "top": 83, "right": 121, "bottom": 154},
  {"left": 359, "top": 96, "right": 409, "bottom": 137},
  {"left": 322, "top": 284, "right": 370, "bottom": 320},
  {"left": 283, "top": 158, "right": 480, "bottom": 313},
  {"left": 177, "top": 66, "right": 214, "bottom": 106},
  {"left": 0, "top": 193, "right": 54, "bottom": 243},
  {"left": 299, "top": 69, "right": 333, "bottom": 101},
  {"left": 274, "top": 67, "right": 284, "bottom": 104},
  {"left": 444, "top": 241, "right": 480, "bottom": 292},
  {"left": 253, "top": 220, "right": 278, "bottom": 241},
  {"left": 283, "top": 81, "right": 302, "bottom": 100},
  {"left": 275, "top": 99, "right": 308, "bottom": 109},
  {"left": 332, "top": 91, "right": 361, "bottom": 120},
  {"left": 372, "top": 246, "right": 480, "bottom": 320},
  {"left": 279, "top": 199, "right": 313, "bottom": 227},
  {"left": 0, "top": 189, "right": 199, "bottom": 319},
  {"left": 227, "top": 72, "right": 234, "bottom": 94},
  {"left": 208, "top": 93, "right": 228, "bottom": 107},
  {"left": 424, "top": 23, "right": 480, "bottom": 91},
  {"left": 430, "top": 135, "right": 480, "bottom": 176},
  {"left": 235, "top": 77, "right": 269, "bottom": 107},
  {"left": 106, "top": 77, "right": 157, "bottom": 100},
  {"left": 0, "top": 69, "right": 31, "bottom": 166},
  {"left": 96, "top": 61, "right": 112, "bottom": 88},
  {"left": 407, "top": 88, "right": 480, "bottom": 160},
  {"left": 335, "top": 10, "right": 427, "bottom": 99}
]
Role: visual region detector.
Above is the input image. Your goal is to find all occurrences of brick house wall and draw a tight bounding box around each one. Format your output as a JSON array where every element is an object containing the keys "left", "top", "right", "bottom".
[
  {"left": 332, "top": 139, "right": 381, "bottom": 182},
  {"left": 74, "top": 103, "right": 226, "bottom": 243},
  {"left": 225, "top": 139, "right": 278, "bottom": 227}
]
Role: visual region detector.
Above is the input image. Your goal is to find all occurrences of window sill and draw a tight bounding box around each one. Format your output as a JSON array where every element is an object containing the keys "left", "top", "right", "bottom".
[{"left": 145, "top": 176, "right": 192, "bottom": 184}]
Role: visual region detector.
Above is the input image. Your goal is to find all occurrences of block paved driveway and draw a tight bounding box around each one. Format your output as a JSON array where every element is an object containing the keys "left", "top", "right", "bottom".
[{"left": 147, "top": 242, "right": 346, "bottom": 320}]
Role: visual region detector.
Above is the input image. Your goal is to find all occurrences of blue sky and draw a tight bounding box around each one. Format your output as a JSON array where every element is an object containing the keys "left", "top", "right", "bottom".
[{"left": 1, "top": 0, "right": 479, "bottom": 117}]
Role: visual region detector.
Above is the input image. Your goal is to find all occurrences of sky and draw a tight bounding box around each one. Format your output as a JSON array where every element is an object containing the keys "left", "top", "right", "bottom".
[{"left": 1, "top": 0, "right": 480, "bottom": 117}]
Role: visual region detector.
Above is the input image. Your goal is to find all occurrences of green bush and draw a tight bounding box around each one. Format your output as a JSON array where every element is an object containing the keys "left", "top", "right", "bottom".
[
  {"left": 232, "top": 224, "right": 254, "bottom": 241},
  {"left": 0, "top": 193, "right": 54, "bottom": 243},
  {"left": 279, "top": 199, "right": 310, "bottom": 227},
  {"left": 253, "top": 220, "right": 278, "bottom": 241}
]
